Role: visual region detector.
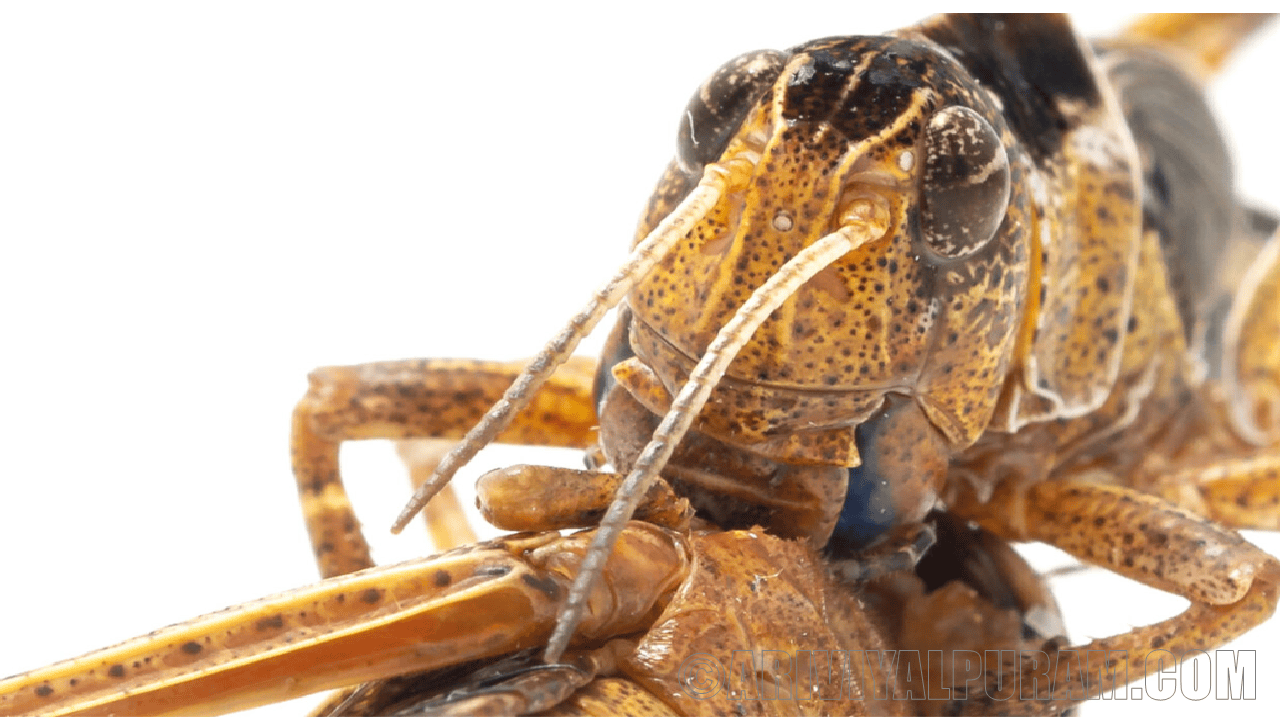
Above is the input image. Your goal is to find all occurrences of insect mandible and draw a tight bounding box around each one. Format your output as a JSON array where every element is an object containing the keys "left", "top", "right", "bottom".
[{"left": 1, "top": 7, "right": 1279, "bottom": 716}]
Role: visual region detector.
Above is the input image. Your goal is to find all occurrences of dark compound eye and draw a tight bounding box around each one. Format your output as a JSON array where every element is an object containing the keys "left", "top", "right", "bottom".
[
  {"left": 919, "top": 105, "right": 1010, "bottom": 258},
  {"left": 676, "top": 49, "right": 786, "bottom": 172}
]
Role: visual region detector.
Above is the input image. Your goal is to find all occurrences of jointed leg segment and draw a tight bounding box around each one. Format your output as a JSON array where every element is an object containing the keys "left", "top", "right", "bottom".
[
  {"left": 950, "top": 479, "right": 1280, "bottom": 711},
  {"left": 290, "top": 357, "right": 599, "bottom": 579}
]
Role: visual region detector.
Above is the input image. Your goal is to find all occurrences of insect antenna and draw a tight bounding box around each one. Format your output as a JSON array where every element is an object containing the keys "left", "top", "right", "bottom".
[
  {"left": 390, "top": 164, "right": 732, "bottom": 534},
  {"left": 544, "top": 221, "right": 883, "bottom": 663}
]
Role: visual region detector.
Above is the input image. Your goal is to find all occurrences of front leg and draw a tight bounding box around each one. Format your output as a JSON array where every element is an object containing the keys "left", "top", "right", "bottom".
[
  {"left": 291, "top": 357, "right": 599, "bottom": 578},
  {"left": 950, "top": 480, "right": 1279, "bottom": 711}
]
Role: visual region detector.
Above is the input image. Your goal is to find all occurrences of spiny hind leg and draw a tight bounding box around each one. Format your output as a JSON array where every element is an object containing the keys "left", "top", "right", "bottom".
[
  {"left": 291, "top": 356, "right": 599, "bottom": 578},
  {"left": 950, "top": 480, "right": 1280, "bottom": 710}
]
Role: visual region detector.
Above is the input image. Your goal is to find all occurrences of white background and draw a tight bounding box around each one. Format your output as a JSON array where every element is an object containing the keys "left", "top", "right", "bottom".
[{"left": 1, "top": 4, "right": 1277, "bottom": 716}]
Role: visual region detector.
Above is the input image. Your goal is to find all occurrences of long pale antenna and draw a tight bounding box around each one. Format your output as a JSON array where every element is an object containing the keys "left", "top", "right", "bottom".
[
  {"left": 543, "top": 224, "right": 872, "bottom": 662},
  {"left": 391, "top": 165, "right": 730, "bottom": 533}
]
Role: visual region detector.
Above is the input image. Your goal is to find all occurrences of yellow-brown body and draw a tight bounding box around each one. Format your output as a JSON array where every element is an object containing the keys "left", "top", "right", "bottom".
[
  {"left": 601, "top": 14, "right": 1280, "bottom": 553},
  {"left": 2, "top": 11, "right": 1277, "bottom": 718}
]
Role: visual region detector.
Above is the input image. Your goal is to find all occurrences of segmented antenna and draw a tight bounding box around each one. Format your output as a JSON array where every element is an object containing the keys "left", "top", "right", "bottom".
[
  {"left": 390, "top": 165, "right": 730, "bottom": 534},
  {"left": 542, "top": 225, "right": 872, "bottom": 662}
]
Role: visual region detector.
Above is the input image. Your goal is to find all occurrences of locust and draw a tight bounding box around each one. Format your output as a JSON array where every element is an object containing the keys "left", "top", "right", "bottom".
[
  {"left": 304, "top": 10, "right": 1280, "bottom": 706},
  {"left": 0, "top": 7, "right": 1274, "bottom": 717}
]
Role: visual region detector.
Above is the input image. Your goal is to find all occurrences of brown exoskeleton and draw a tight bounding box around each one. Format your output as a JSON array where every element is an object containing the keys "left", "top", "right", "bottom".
[
  {"left": 0, "top": 500, "right": 1067, "bottom": 715},
  {"left": 292, "top": 12, "right": 1280, "bottom": 712},
  {"left": 1, "top": 9, "right": 1278, "bottom": 717},
  {"left": 308, "top": 511, "right": 1070, "bottom": 717}
]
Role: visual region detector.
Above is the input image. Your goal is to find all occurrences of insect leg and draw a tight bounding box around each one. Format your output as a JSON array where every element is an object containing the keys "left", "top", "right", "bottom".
[
  {"left": 0, "top": 523, "right": 688, "bottom": 716},
  {"left": 949, "top": 480, "right": 1279, "bottom": 710},
  {"left": 962, "top": 481, "right": 1279, "bottom": 607},
  {"left": 310, "top": 442, "right": 478, "bottom": 720},
  {"left": 475, "top": 464, "right": 693, "bottom": 533},
  {"left": 291, "top": 356, "right": 598, "bottom": 578},
  {"left": 954, "top": 592, "right": 1274, "bottom": 715}
]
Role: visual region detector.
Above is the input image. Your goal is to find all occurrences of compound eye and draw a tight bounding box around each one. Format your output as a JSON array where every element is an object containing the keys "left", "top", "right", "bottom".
[
  {"left": 676, "top": 49, "right": 785, "bottom": 172},
  {"left": 919, "top": 105, "right": 1010, "bottom": 258}
]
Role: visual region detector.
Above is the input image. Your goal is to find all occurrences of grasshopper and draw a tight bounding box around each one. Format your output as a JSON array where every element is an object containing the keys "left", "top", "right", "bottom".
[{"left": 1, "top": 8, "right": 1278, "bottom": 717}]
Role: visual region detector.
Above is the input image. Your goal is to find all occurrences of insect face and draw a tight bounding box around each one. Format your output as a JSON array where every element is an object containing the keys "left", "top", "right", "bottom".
[
  {"left": 611, "top": 36, "right": 1031, "bottom": 547},
  {"left": 638, "top": 42, "right": 1023, "bottom": 441}
]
